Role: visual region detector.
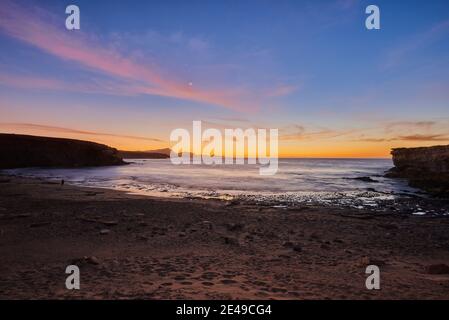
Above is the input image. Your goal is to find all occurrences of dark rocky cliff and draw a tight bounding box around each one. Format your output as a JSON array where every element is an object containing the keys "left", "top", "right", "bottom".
[
  {"left": 386, "top": 145, "right": 449, "bottom": 197},
  {"left": 0, "top": 133, "right": 125, "bottom": 169}
]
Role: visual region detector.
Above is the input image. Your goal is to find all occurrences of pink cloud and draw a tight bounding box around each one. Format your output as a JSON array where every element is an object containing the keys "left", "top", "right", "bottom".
[
  {"left": 265, "top": 85, "right": 299, "bottom": 98},
  {"left": 0, "top": 1, "right": 256, "bottom": 112}
]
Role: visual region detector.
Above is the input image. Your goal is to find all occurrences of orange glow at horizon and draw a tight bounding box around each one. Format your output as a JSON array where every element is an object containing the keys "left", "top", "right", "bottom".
[
  {"left": 2, "top": 123, "right": 448, "bottom": 159},
  {"left": 0, "top": 126, "right": 429, "bottom": 159}
]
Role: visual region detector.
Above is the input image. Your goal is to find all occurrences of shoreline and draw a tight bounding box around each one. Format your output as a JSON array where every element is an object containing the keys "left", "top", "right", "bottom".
[
  {"left": 2, "top": 169, "right": 448, "bottom": 217},
  {"left": 1, "top": 175, "right": 449, "bottom": 299}
]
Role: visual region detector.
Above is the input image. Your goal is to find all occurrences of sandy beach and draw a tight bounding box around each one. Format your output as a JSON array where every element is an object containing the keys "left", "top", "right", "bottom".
[{"left": 1, "top": 175, "right": 449, "bottom": 299}]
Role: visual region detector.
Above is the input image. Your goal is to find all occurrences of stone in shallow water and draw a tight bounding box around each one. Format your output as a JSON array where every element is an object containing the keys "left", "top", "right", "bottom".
[{"left": 347, "top": 176, "right": 379, "bottom": 183}]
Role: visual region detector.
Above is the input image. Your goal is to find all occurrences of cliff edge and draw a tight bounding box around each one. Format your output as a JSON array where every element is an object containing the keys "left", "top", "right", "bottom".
[
  {"left": 0, "top": 133, "right": 125, "bottom": 169},
  {"left": 386, "top": 145, "right": 449, "bottom": 197}
]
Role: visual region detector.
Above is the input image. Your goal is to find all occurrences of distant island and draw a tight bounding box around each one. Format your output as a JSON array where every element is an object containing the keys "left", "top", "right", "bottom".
[{"left": 118, "top": 148, "right": 170, "bottom": 159}]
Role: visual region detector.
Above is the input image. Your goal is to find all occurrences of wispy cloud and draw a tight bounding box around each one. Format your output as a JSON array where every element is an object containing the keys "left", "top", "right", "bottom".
[
  {"left": 266, "top": 85, "right": 299, "bottom": 98},
  {"left": 0, "top": 0, "right": 256, "bottom": 111},
  {"left": 398, "top": 134, "right": 449, "bottom": 141},
  {"left": 280, "top": 124, "right": 357, "bottom": 141},
  {"left": 0, "top": 72, "right": 140, "bottom": 96},
  {"left": 356, "top": 134, "right": 449, "bottom": 142},
  {"left": 383, "top": 19, "right": 449, "bottom": 69},
  {"left": 354, "top": 119, "right": 449, "bottom": 142},
  {"left": 384, "top": 121, "right": 436, "bottom": 133},
  {"left": 355, "top": 137, "right": 388, "bottom": 143},
  {"left": 281, "top": 119, "right": 449, "bottom": 144},
  {"left": 210, "top": 116, "right": 250, "bottom": 123},
  {"left": 0, "top": 73, "right": 72, "bottom": 91},
  {"left": 0, "top": 122, "right": 164, "bottom": 143}
]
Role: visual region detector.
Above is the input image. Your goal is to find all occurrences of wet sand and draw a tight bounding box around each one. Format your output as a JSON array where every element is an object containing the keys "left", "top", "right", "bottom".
[{"left": 1, "top": 175, "right": 449, "bottom": 299}]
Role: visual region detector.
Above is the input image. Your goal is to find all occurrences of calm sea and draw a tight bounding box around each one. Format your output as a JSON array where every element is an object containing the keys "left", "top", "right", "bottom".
[{"left": 4, "top": 158, "right": 421, "bottom": 208}]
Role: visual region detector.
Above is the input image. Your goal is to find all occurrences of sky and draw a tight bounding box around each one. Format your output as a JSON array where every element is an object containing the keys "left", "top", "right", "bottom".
[{"left": 1, "top": 0, "right": 449, "bottom": 158}]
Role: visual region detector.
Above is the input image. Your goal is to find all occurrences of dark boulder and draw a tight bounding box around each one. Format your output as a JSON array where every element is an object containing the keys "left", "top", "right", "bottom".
[{"left": 385, "top": 145, "right": 449, "bottom": 197}]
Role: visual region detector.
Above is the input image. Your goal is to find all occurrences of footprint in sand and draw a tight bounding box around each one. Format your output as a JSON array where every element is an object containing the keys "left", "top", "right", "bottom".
[
  {"left": 270, "top": 287, "right": 288, "bottom": 293},
  {"left": 202, "top": 282, "right": 214, "bottom": 286},
  {"left": 201, "top": 272, "right": 219, "bottom": 280},
  {"left": 160, "top": 282, "right": 172, "bottom": 287},
  {"left": 220, "top": 279, "right": 238, "bottom": 285}
]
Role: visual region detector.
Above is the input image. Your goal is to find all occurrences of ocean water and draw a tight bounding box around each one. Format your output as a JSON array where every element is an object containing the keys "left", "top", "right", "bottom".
[{"left": 3, "top": 158, "right": 421, "bottom": 208}]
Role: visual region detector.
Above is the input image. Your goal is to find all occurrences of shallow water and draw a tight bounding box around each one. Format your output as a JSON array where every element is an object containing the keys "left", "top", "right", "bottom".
[{"left": 3, "top": 158, "right": 421, "bottom": 208}]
